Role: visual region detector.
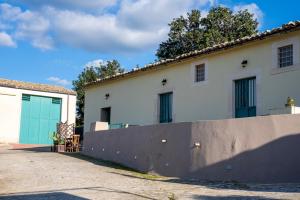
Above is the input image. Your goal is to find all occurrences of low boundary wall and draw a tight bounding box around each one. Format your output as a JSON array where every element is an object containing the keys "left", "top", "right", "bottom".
[{"left": 83, "top": 114, "right": 300, "bottom": 183}]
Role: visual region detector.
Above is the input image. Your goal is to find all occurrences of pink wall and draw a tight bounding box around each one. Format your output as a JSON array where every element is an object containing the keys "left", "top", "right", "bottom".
[{"left": 83, "top": 114, "right": 300, "bottom": 183}]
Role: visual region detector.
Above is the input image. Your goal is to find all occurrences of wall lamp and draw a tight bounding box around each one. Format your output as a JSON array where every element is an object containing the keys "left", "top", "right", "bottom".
[
  {"left": 162, "top": 79, "right": 167, "bottom": 86},
  {"left": 194, "top": 142, "right": 201, "bottom": 148},
  {"left": 241, "top": 60, "right": 248, "bottom": 68},
  {"left": 161, "top": 139, "right": 167, "bottom": 143},
  {"left": 105, "top": 93, "right": 110, "bottom": 99}
]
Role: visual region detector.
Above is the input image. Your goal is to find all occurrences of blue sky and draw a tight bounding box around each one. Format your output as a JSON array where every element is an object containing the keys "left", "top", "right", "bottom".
[{"left": 0, "top": 0, "right": 299, "bottom": 88}]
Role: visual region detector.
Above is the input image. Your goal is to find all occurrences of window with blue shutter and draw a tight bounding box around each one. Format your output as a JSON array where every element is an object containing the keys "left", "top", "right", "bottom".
[{"left": 159, "top": 92, "right": 173, "bottom": 123}]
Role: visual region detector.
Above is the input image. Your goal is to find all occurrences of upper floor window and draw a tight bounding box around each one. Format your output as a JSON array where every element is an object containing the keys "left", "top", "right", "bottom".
[
  {"left": 195, "top": 64, "right": 205, "bottom": 82},
  {"left": 278, "top": 44, "right": 293, "bottom": 68}
]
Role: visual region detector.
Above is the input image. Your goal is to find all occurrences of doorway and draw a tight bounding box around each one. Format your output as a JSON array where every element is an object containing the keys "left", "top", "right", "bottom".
[
  {"left": 159, "top": 92, "right": 173, "bottom": 123},
  {"left": 101, "top": 107, "right": 111, "bottom": 123},
  {"left": 235, "top": 77, "right": 256, "bottom": 118}
]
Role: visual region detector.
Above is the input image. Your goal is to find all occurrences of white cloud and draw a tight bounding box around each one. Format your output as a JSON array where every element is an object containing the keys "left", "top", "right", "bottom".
[
  {"left": 118, "top": 0, "right": 194, "bottom": 31},
  {"left": 14, "top": 11, "right": 53, "bottom": 50},
  {"left": 17, "top": 0, "right": 117, "bottom": 12},
  {"left": 233, "top": 3, "right": 264, "bottom": 27},
  {"left": 198, "top": 0, "right": 216, "bottom": 7},
  {"left": 0, "top": 32, "right": 16, "bottom": 47},
  {"left": 45, "top": 6, "right": 169, "bottom": 52},
  {"left": 47, "top": 0, "right": 219, "bottom": 52},
  {"left": 0, "top": 3, "right": 22, "bottom": 20},
  {"left": 1, "top": 1, "right": 213, "bottom": 52},
  {"left": 84, "top": 59, "right": 106, "bottom": 68},
  {"left": 47, "top": 76, "right": 71, "bottom": 86},
  {"left": 0, "top": 1, "right": 264, "bottom": 52},
  {"left": 0, "top": 3, "right": 53, "bottom": 50}
]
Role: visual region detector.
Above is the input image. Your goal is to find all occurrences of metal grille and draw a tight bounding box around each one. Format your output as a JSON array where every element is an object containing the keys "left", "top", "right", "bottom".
[
  {"left": 278, "top": 45, "right": 293, "bottom": 68},
  {"left": 52, "top": 98, "right": 61, "bottom": 104},
  {"left": 195, "top": 64, "right": 205, "bottom": 82},
  {"left": 22, "top": 94, "right": 30, "bottom": 101}
]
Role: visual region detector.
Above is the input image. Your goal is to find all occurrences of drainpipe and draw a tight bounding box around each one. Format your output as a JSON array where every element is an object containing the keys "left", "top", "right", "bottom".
[{"left": 66, "top": 94, "right": 69, "bottom": 124}]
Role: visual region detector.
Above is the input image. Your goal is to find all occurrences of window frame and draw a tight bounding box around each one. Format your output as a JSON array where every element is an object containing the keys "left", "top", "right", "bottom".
[
  {"left": 195, "top": 63, "right": 206, "bottom": 82},
  {"left": 271, "top": 37, "right": 300, "bottom": 75},
  {"left": 191, "top": 60, "right": 208, "bottom": 86},
  {"left": 278, "top": 44, "right": 293, "bottom": 68}
]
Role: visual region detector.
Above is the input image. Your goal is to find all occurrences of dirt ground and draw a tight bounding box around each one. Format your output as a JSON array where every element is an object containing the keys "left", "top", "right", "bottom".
[{"left": 0, "top": 143, "right": 300, "bottom": 200}]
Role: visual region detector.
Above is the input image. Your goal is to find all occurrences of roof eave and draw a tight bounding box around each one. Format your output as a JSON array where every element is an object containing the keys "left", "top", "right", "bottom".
[{"left": 85, "top": 21, "right": 300, "bottom": 89}]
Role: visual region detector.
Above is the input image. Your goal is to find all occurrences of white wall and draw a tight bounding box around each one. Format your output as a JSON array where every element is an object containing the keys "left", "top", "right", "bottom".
[
  {"left": 84, "top": 31, "right": 300, "bottom": 132},
  {"left": 0, "top": 92, "right": 20, "bottom": 143},
  {"left": 0, "top": 86, "right": 76, "bottom": 143}
]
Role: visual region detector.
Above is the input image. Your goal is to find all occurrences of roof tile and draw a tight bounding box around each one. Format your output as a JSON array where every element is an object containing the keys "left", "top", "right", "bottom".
[
  {"left": 0, "top": 78, "right": 76, "bottom": 95},
  {"left": 86, "top": 20, "right": 300, "bottom": 88}
]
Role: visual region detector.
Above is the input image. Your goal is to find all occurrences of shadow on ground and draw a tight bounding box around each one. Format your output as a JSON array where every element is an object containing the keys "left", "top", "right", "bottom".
[
  {"left": 191, "top": 195, "right": 281, "bottom": 200},
  {"left": 62, "top": 151, "right": 143, "bottom": 173},
  {"left": 8, "top": 144, "right": 300, "bottom": 194},
  {"left": 0, "top": 192, "right": 87, "bottom": 200},
  {"left": 0, "top": 186, "right": 157, "bottom": 200},
  {"left": 9, "top": 144, "right": 141, "bottom": 173},
  {"left": 109, "top": 171, "right": 300, "bottom": 193},
  {"left": 9, "top": 146, "right": 52, "bottom": 152}
]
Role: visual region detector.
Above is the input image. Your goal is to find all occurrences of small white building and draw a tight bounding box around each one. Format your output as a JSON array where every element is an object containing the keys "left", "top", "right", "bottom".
[{"left": 0, "top": 79, "right": 76, "bottom": 144}]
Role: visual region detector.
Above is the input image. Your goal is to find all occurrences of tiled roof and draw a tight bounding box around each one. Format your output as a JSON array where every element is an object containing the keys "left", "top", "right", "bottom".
[
  {"left": 0, "top": 78, "right": 76, "bottom": 95},
  {"left": 86, "top": 21, "right": 300, "bottom": 88}
]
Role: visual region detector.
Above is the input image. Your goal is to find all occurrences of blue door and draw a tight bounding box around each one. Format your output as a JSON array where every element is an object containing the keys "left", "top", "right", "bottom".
[
  {"left": 19, "top": 95, "right": 61, "bottom": 144},
  {"left": 235, "top": 77, "right": 256, "bottom": 118},
  {"left": 159, "top": 92, "right": 173, "bottom": 123}
]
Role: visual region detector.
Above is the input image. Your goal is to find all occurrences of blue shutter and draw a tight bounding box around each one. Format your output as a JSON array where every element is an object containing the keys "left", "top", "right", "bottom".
[
  {"left": 235, "top": 77, "right": 256, "bottom": 118},
  {"left": 159, "top": 92, "right": 173, "bottom": 123}
]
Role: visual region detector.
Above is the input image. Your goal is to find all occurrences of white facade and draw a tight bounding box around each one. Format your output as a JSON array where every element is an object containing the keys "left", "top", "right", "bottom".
[
  {"left": 84, "top": 26, "right": 300, "bottom": 132},
  {"left": 0, "top": 86, "right": 76, "bottom": 143}
]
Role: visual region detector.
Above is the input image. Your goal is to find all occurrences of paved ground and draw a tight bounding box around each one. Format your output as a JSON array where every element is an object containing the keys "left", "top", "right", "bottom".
[{"left": 0, "top": 144, "right": 300, "bottom": 200}]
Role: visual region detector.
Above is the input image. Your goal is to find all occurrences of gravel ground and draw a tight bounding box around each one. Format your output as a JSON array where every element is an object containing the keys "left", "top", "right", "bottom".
[{"left": 0, "top": 143, "right": 300, "bottom": 200}]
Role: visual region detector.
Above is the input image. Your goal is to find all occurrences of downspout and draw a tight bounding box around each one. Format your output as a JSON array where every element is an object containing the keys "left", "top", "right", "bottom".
[{"left": 66, "top": 94, "right": 69, "bottom": 124}]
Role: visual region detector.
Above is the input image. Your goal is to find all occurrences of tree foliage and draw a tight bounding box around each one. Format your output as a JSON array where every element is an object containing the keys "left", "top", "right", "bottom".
[
  {"left": 72, "top": 60, "right": 124, "bottom": 125},
  {"left": 156, "top": 7, "right": 258, "bottom": 60}
]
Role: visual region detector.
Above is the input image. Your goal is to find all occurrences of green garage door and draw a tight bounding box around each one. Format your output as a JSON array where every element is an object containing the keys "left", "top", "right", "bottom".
[{"left": 19, "top": 95, "right": 61, "bottom": 144}]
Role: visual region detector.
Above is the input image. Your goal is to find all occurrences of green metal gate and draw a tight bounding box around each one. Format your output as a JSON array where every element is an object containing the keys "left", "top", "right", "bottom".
[
  {"left": 19, "top": 95, "right": 61, "bottom": 144},
  {"left": 235, "top": 77, "right": 256, "bottom": 118}
]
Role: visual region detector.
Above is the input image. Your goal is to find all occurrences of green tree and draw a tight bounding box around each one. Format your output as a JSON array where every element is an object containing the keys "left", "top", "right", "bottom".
[
  {"left": 98, "top": 60, "right": 124, "bottom": 79},
  {"left": 72, "top": 60, "right": 124, "bottom": 125},
  {"left": 156, "top": 7, "right": 258, "bottom": 60}
]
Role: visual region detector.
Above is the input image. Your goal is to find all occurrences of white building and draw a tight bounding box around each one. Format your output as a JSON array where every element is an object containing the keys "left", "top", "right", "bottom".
[
  {"left": 84, "top": 21, "right": 300, "bottom": 132},
  {"left": 0, "top": 79, "right": 76, "bottom": 144}
]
